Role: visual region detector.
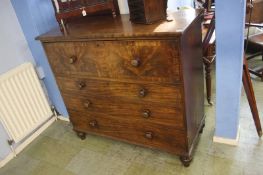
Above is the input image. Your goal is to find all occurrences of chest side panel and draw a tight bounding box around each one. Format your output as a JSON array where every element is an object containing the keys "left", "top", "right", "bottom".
[{"left": 180, "top": 15, "right": 204, "bottom": 149}]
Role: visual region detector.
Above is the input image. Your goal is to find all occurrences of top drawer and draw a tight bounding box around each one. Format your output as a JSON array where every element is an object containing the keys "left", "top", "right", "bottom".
[{"left": 44, "top": 40, "right": 181, "bottom": 83}]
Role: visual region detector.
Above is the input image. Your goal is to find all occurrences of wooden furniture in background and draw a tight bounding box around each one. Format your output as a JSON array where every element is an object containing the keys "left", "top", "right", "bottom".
[
  {"left": 194, "top": 0, "right": 216, "bottom": 105},
  {"left": 246, "top": 0, "right": 263, "bottom": 23},
  {"left": 202, "top": 15, "right": 215, "bottom": 105},
  {"left": 37, "top": 10, "right": 205, "bottom": 167},
  {"left": 195, "top": 0, "right": 214, "bottom": 11},
  {"left": 246, "top": 32, "right": 263, "bottom": 81},
  {"left": 245, "top": 0, "right": 263, "bottom": 81},
  {"left": 243, "top": 57, "right": 262, "bottom": 137},
  {"left": 51, "top": 0, "right": 118, "bottom": 32},
  {"left": 127, "top": 0, "right": 168, "bottom": 24}
]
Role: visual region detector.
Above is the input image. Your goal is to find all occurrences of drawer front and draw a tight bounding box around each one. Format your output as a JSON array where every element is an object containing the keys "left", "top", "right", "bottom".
[
  {"left": 44, "top": 40, "right": 181, "bottom": 83},
  {"left": 62, "top": 94, "right": 185, "bottom": 129},
  {"left": 70, "top": 110, "right": 187, "bottom": 154},
  {"left": 56, "top": 76, "right": 183, "bottom": 105}
]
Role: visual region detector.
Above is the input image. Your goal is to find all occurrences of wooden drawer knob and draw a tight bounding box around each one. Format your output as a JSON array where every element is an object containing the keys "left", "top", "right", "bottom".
[
  {"left": 131, "top": 58, "right": 140, "bottom": 67},
  {"left": 83, "top": 100, "right": 91, "bottom": 108},
  {"left": 145, "top": 131, "right": 153, "bottom": 139},
  {"left": 78, "top": 81, "right": 86, "bottom": 90},
  {"left": 89, "top": 120, "right": 98, "bottom": 128},
  {"left": 69, "top": 56, "right": 77, "bottom": 64},
  {"left": 142, "top": 109, "right": 151, "bottom": 118},
  {"left": 139, "top": 88, "right": 147, "bottom": 97}
]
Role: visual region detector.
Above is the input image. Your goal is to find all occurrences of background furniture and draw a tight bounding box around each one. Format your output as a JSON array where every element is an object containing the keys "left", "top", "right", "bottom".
[
  {"left": 51, "top": 0, "right": 118, "bottom": 32},
  {"left": 246, "top": 32, "right": 263, "bottom": 81},
  {"left": 245, "top": 0, "right": 263, "bottom": 81},
  {"left": 202, "top": 15, "right": 215, "bottom": 105},
  {"left": 194, "top": 0, "right": 214, "bottom": 11},
  {"left": 246, "top": 0, "right": 263, "bottom": 23},
  {"left": 37, "top": 10, "right": 205, "bottom": 167},
  {"left": 127, "top": 0, "right": 168, "bottom": 24},
  {"left": 194, "top": 0, "right": 216, "bottom": 105},
  {"left": 243, "top": 57, "right": 262, "bottom": 137}
]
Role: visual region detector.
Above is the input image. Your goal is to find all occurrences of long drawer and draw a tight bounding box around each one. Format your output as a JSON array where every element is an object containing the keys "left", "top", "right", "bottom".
[
  {"left": 69, "top": 110, "right": 187, "bottom": 155},
  {"left": 56, "top": 76, "right": 183, "bottom": 105},
  {"left": 44, "top": 40, "right": 181, "bottom": 83},
  {"left": 62, "top": 94, "right": 185, "bottom": 129}
]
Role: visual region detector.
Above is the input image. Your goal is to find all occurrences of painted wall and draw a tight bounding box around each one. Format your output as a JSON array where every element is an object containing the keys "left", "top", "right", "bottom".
[
  {"left": 11, "top": 0, "right": 69, "bottom": 117},
  {"left": 215, "top": 0, "right": 246, "bottom": 139},
  {"left": 0, "top": 0, "right": 34, "bottom": 74},
  {"left": 0, "top": 0, "right": 35, "bottom": 160}
]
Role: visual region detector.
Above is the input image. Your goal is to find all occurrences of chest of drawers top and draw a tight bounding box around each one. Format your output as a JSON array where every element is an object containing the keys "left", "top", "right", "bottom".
[{"left": 37, "top": 9, "right": 203, "bottom": 42}]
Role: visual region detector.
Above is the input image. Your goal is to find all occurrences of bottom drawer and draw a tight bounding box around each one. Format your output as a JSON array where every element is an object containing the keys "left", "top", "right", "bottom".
[{"left": 70, "top": 110, "right": 187, "bottom": 155}]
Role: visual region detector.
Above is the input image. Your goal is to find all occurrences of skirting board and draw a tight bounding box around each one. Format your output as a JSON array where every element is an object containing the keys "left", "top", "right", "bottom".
[
  {"left": 58, "top": 115, "right": 70, "bottom": 122},
  {"left": 0, "top": 117, "right": 56, "bottom": 168},
  {"left": 213, "top": 126, "right": 240, "bottom": 146}
]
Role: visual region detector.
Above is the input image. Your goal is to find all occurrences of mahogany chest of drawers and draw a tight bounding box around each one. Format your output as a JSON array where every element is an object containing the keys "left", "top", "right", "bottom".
[{"left": 37, "top": 9, "right": 205, "bottom": 167}]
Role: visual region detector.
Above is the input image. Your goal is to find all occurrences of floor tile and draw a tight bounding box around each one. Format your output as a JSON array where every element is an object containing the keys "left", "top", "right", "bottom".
[{"left": 24, "top": 136, "right": 81, "bottom": 168}]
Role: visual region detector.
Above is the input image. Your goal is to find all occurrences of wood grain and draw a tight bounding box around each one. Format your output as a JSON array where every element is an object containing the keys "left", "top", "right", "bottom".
[
  {"left": 62, "top": 93, "right": 185, "bottom": 128},
  {"left": 70, "top": 110, "right": 187, "bottom": 155},
  {"left": 36, "top": 10, "right": 203, "bottom": 42},
  {"left": 44, "top": 40, "right": 181, "bottom": 83},
  {"left": 128, "top": 0, "right": 167, "bottom": 24},
  {"left": 181, "top": 13, "right": 204, "bottom": 147},
  {"left": 56, "top": 76, "right": 183, "bottom": 105}
]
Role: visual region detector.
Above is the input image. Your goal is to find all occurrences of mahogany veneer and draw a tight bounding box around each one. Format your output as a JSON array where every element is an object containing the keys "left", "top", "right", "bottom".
[{"left": 37, "top": 9, "right": 205, "bottom": 167}]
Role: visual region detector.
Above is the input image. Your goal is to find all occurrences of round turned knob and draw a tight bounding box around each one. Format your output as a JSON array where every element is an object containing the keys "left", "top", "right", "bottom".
[
  {"left": 78, "top": 81, "right": 86, "bottom": 90},
  {"left": 69, "top": 56, "right": 77, "bottom": 64},
  {"left": 83, "top": 100, "right": 91, "bottom": 108},
  {"left": 131, "top": 58, "right": 140, "bottom": 67},
  {"left": 142, "top": 109, "right": 151, "bottom": 118},
  {"left": 89, "top": 120, "right": 98, "bottom": 127},
  {"left": 145, "top": 131, "right": 153, "bottom": 139},
  {"left": 139, "top": 88, "right": 147, "bottom": 97}
]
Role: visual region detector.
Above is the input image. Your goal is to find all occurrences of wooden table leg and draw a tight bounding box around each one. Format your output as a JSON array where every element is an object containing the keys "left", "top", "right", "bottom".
[
  {"left": 204, "top": 61, "right": 213, "bottom": 105},
  {"left": 243, "top": 58, "right": 262, "bottom": 137},
  {"left": 260, "top": 67, "right": 263, "bottom": 81}
]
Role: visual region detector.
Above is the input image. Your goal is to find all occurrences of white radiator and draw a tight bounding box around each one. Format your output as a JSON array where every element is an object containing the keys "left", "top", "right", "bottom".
[{"left": 0, "top": 63, "right": 53, "bottom": 143}]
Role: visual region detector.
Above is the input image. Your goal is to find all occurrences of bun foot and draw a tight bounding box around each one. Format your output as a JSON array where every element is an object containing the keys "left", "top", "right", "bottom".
[
  {"left": 180, "top": 156, "right": 192, "bottom": 167},
  {"left": 208, "top": 101, "right": 214, "bottom": 106},
  {"left": 258, "top": 130, "right": 262, "bottom": 137},
  {"left": 199, "top": 123, "right": 206, "bottom": 134},
  {"left": 76, "top": 131, "right": 86, "bottom": 140}
]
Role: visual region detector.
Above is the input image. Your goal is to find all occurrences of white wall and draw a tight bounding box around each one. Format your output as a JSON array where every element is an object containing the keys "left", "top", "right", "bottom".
[{"left": 0, "top": 0, "right": 34, "bottom": 160}]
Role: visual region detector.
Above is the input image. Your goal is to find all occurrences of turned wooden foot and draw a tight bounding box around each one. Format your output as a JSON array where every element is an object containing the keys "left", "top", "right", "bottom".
[
  {"left": 208, "top": 99, "right": 214, "bottom": 106},
  {"left": 76, "top": 131, "right": 86, "bottom": 140},
  {"left": 112, "top": 10, "right": 117, "bottom": 18},
  {"left": 199, "top": 123, "right": 206, "bottom": 134},
  {"left": 180, "top": 156, "right": 193, "bottom": 167}
]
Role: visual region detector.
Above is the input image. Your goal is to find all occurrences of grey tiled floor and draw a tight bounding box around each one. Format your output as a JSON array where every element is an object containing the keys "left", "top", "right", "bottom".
[{"left": 0, "top": 59, "right": 263, "bottom": 175}]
